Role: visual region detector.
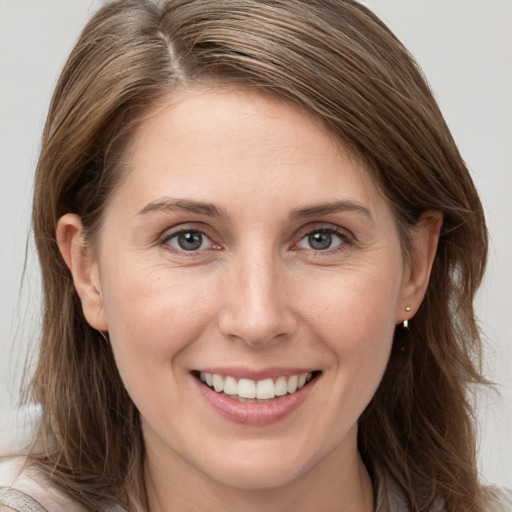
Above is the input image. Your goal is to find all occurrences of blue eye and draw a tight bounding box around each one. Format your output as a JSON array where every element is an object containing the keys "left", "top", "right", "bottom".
[
  {"left": 166, "top": 230, "right": 214, "bottom": 251},
  {"left": 297, "top": 229, "right": 345, "bottom": 251}
]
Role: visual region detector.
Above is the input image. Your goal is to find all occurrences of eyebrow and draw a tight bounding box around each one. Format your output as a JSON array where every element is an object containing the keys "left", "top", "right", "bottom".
[
  {"left": 136, "top": 198, "right": 227, "bottom": 218},
  {"left": 136, "top": 197, "right": 372, "bottom": 221},
  {"left": 290, "top": 200, "right": 372, "bottom": 220}
]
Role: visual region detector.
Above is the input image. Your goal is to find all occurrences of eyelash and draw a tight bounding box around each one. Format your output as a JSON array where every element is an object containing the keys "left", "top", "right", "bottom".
[
  {"left": 293, "top": 226, "right": 353, "bottom": 255},
  {"left": 158, "top": 227, "right": 219, "bottom": 256},
  {"left": 157, "top": 225, "right": 353, "bottom": 256}
]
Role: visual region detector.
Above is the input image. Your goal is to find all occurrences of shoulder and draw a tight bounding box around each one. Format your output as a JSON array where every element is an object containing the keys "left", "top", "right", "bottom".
[
  {"left": 374, "top": 464, "right": 512, "bottom": 512},
  {"left": 0, "top": 405, "right": 89, "bottom": 512},
  {"left": 0, "top": 456, "right": 86, "bottom": 512},
  {"left": 0, "top": 486, "right": 47, "bottom": 512},
  {"left": 484, "top": 485, "right": 512, "bottom": 512}
]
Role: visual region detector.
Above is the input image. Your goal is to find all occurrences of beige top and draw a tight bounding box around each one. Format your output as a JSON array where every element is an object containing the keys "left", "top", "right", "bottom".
[
  {"left": 0, "top": 457, "right": 125, "bottom": 512},
  {"left": 0, "top": 456, "right": 511, "bottom": 512}
]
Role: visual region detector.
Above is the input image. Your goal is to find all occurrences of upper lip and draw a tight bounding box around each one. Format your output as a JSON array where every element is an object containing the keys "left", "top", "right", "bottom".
[{"left": 193, "top": 367, "right": 319, "bottom": 381}]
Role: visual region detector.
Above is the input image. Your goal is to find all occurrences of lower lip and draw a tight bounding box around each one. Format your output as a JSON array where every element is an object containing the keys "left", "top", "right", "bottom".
[{"left": 195, "top": 376, "right": 318, "bottom": 426}]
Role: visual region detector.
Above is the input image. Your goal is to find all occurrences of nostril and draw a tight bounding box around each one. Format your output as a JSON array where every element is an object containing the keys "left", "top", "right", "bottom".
[{"left": 217, "top": 306, "right": 297, "bottom": 348}]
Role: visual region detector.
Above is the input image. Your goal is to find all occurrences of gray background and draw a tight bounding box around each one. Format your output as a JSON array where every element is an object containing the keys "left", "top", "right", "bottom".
[{"left": 1, "top": 0, "right": 511, "bottom": 487}]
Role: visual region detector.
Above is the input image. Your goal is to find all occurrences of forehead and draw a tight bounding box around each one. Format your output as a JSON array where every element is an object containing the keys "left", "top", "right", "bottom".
[{"left": 110, "top": 86, "right": 385, "bottom": 218}]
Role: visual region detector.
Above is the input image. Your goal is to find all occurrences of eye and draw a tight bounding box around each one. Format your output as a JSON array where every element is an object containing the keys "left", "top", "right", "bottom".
[
  {"left": 165, "top": 229, "right": 215, "bottom": 251},
  {"left": 296, "top": 228, "right": 346, "bottom": 251}
]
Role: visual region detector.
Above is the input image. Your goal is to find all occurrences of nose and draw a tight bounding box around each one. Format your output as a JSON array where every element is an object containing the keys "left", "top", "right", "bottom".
[{"left": 217, "top": 250, "right": 297, "bottom": 347}]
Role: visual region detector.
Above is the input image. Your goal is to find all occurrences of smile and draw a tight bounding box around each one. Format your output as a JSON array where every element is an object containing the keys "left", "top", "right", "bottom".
[
  {"left": 196, "top": 371, "right": 317, "bottom": 402},
  {"left": 193, "top": 369, "right": 321, "bottom": 425}
]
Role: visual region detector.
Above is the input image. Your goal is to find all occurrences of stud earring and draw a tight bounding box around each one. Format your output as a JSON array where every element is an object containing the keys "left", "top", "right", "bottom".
[{"left": 403, "top": 306, "right": 411, "bottom": 329}]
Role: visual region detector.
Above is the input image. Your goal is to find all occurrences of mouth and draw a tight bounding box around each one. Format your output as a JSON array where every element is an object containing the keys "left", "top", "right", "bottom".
[{"left": 193, "top": 370, "right": 321, "bottom": 403}]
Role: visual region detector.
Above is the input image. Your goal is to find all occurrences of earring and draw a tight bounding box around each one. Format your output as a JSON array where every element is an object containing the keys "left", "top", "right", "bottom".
[{"left": 403, "top": 306, "right": 411, "bottom": 329}]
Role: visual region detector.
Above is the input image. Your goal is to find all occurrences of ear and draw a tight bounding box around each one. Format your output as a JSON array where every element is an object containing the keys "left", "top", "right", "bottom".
[
  {"left": 56, "top": 214, "right": 108, "bottom": 331},
  {"left": 396, "top": 210, "right": 443, "bottom": 324}
]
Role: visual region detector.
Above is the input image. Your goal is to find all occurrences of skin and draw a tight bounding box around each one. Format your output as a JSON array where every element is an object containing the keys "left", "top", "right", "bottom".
[{"left": 58, "top": 87, "right": 441, "bottom": 511}]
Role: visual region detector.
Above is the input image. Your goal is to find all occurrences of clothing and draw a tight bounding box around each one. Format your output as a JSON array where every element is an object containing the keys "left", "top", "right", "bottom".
[
  {"left": 0, "top": 457, "right": 87, "bottom": 512},
  {"left": 1, "top": 456, "right": 511, "bottom": 512}
]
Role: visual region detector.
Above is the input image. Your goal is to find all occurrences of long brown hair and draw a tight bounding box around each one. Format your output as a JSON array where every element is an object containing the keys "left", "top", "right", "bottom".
[{"left": 28, "top": 1, "right": 488, "bottom": 510}]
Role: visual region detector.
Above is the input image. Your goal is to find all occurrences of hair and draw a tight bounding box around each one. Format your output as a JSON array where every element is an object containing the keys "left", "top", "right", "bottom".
[{"left": 27, "top": 1, "right": 489, "bottom": 510}]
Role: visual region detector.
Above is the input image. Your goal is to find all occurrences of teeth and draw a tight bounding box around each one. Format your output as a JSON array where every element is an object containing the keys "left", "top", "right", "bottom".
[
  {"left": 199, "top": 372, "right": 314, "bottom": 400},
  {"left": 212, "top": 374, "right": 224, "bottom": 392},
  {"left": 238, "top": 378, "right": 256, "bottom": 399},
  {"left": 287, "top": 375, "right": 298, "bottom": 394},
  {"left": 275, "top": 376, "right": 288, "bottom": 396},
  {"left": 224, "top": 376, "right": 238, "bottom": 395},
  {"left": 256, "top": 378, "right": 275, "bottom": 399}
]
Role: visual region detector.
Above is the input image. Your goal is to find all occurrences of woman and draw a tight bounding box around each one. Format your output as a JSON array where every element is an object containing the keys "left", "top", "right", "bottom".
[{"left": 0, "top": 0, "right": 510, "bottom": 511}]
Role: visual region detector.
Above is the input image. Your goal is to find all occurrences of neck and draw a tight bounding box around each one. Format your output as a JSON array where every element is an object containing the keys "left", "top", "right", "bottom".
[{"left": 144, "top": 428, "right": 374, "bottom": 512}]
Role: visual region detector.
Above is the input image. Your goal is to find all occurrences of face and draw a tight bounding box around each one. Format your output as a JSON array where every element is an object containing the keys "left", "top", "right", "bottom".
[{"left": 63, "top": 87, "right": 435, "bottom": 496}]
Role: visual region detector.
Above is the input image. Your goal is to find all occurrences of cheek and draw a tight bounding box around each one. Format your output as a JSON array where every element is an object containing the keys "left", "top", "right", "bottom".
[
  {"left": 301, "top": 266, "right": 400, "bottom": 391},
  {"left": 319, "top": 300, "right": 395, "bottom": 383},
  {"left": 99, "top": 264, "right": 216, "bottom": 379},
  {"left": 303, "top": 264, "right": 401, "bottom": 341}
]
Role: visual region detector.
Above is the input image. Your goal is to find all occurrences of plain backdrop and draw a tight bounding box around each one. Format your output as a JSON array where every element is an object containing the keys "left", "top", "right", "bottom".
[{"left": 1, "top": 0, "right": 511, "bottom": 487}]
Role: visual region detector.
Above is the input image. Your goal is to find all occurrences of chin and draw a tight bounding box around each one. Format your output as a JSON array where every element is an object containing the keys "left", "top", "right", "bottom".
[
  {"left": 192, "top": 437, "right": 327, "bottom": 492},
  {"left": 202, "top": 458, "right": 309, "bottom": 492}
]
